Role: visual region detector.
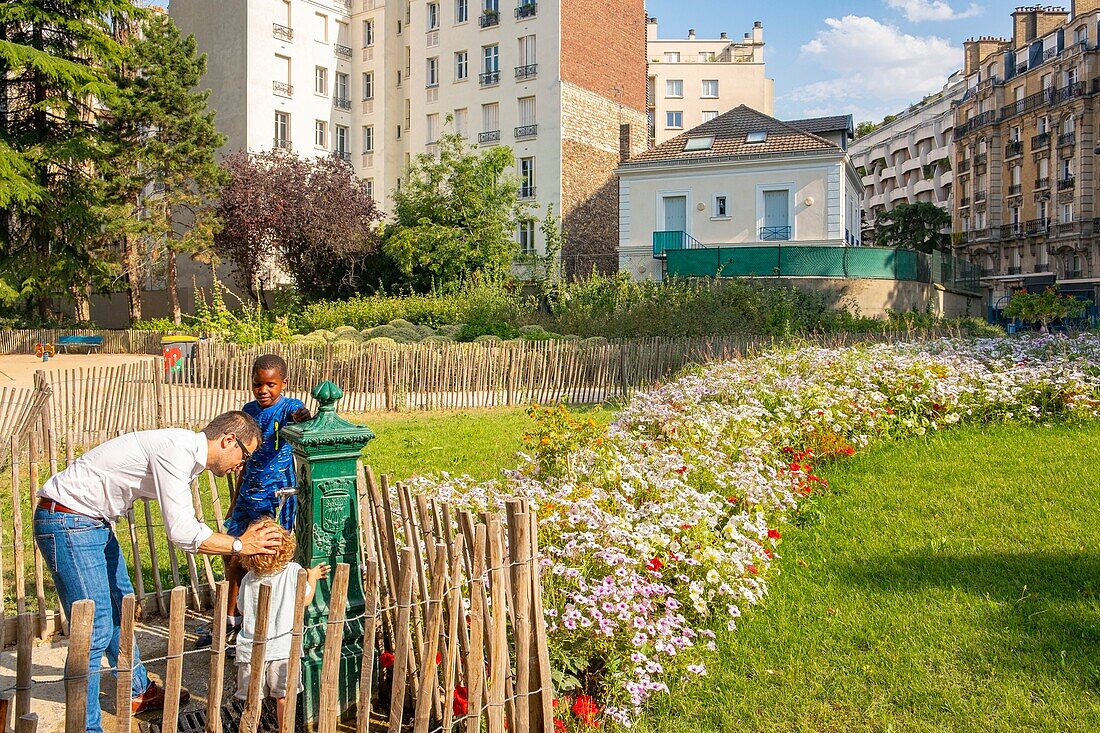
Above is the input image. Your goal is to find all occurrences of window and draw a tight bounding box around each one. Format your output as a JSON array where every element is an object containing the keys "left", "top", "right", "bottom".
[
  {"left": 698, "top": 51, "right": 715, "bottom": 62},
  {"left": 665, "top": 79, "right": 683, "bottom": 98},
  {"left": 335, "top": 72, "right": 349, "bottom": 101},
  {"left": 683, "top": 136, "right": 714, "bottom": 151},
  {"left": 1064, "top": 116, "right": 1076, "bottom": 134},
  {"left": 362, "top": 19, "right": 374, "bottom": 46},
  {"left": 1038, "top": 116, "right": 1049, "bottom": 134},
  {"left": 335, "top": 125, "right": 348, "bottom": 155},
  {"left": 397, "top": 125, "right": 402, "bottom": 139},
  {"left": 1062, "top": 157, "right": 1074, "bottom": 179},
  {"left": 519, "top": 35, "right": 536, "bottom": 66},
  {"left": 713, "top": 195, "right": 728, "bottom": 218},
  {"left": 455, "top": 51, "right": 468, "bottom": 80},
  {"left": 1041, "top": 72, "right": 1052, "bottom": 90},
  {"left": 1066, "top": 67, "right": 1079, "bottom": 86},
  {"left": 746, "top": 131, "right": 767, "bottom": 143},
  {"left": 315, "top": 66, "right": 328, "bottom": 95},
  {"left": 701, "top": 111, "right": 719, "bottom": 123},
  {"left": 1062, "top": 202, "right": 1074, "bottom": 223},
  {"left": 1010, "top": 125, "right": 1021, "bottom": 142},
  {"left": 274, "top": 53, "right": 291, "bottom": 85},
  {"left": 664, "top": 51, "right": 680, "bottom": 63},
  {"left": 1012, "top": 166, "right": 1021, "bottom": 185},
  {"left": 362, "top": 71, "right": 374, "bottom": 99},
  {"left": 427, "top": 113, "right": 439, "bottom": 143},
  {"left": 1038, "top": 199, "right": 1048, "bottom": 221},
  {"left": 362, "top": 125, "right": 374, "bottom": 151},
  {"left": 280, "top": 0, "right": 291, "bottom": 27},
  {"left": 456, "top": 0, "right": 469, "bottom": 23},
  {"left": 1038, "top": 157, "right": 1049, "bottom": 178},
  {"left": 365, "top": 179, "right": 374, "bottom": 199},
  {"left": 701, "top": 79, "right": 718, "bottom": 98},
  {"left": 455, "top": 108, "right": 469, "bottom": 137},
  {"left": 483, "top": 45, "right": 499, "bottom": 73},
  {"left": 314, "top": 120, "right": 328, "bottom": 147},
  {"left": 666, "top": 111, "right": 683, "bottom": 129},
  {"left": 427, "top": 57, "right": 439, "bottom": 87},
  {"left": 427, "top": 2, "right": 440, "bottom": 30},
  {"left": 482, "top": 102, "right": 499, "bottom": 132},
  {"left": 336, "top": 21, "right": 348, "bottom": 45},
  {"left": 1010, "top": 206, "right": 1020, "bottom": 225},
  {"left": 484, "top": 0, "right": 499, "bottom": 12},
  {"left": 518, "top": 220, "right": 536, "bottom": 255},
  {"left": 314, "top": 12, "right": 328, "bottom": 43},
  {"left": 519, "top": 157, "right": 535, "bottom": 197},
  {"left": 274, "top": 111, "right": 290, "bottom": 146},
  {"left": 518, "top": 96, "right": 535, "bottom": 126}
]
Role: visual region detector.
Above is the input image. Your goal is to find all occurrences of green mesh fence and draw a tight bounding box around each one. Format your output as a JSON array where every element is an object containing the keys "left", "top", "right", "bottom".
[{"left": 665, "top": 245, "right": 981, "bottom": 295}]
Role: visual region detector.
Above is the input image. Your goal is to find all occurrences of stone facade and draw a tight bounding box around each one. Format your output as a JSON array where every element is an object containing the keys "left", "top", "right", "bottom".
[
  {"left": 561, "top": 0, "right": 648, "bottom": 112},
  {"left": 560, "top": 82, "right": 648, "bottom": 277}
]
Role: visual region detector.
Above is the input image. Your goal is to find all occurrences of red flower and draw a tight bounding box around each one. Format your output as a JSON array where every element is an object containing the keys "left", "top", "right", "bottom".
[
  {"left": 767, "top": 529, "right": 781, "bottom": 540},
  {"left": 572, "top": 694, "right": 601, "bottom": 727},
  {"left": 676, "top": 465, "right": 688, "bottom": 475},
  {"left": 727, "top": 496, "right": 738, "bottom": 504},
  {"left": 552, "top": 698, "right": 559, "bottom": 708},
  {"left": 747, "top": 564, "right": 759, "bottom": 575},
  {"left": 436, "top": 651, "right": 443, "bottom": 665},
  {"left": 842, "top": 446, "right": 855, "bottom": 456},
  {"left": 453, "top": 686, "right": 469, "bottom": 717},
  {"left": 679, "top": 524, "right": 693, "bottom": 530},
  {"left": 554, "top": 719, "right": 567, "bottom": 733},
  {"left": 380, "top": 651, "right": 395, "bottom": 668},
  {"left": 646, "top": 557, "right": 664, "bottom": 572},
  {"left": 789, "top": 462, "right": 802, "bottom": 472}
]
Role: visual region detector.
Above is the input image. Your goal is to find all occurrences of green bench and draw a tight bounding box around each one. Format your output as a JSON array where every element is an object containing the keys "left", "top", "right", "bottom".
[{"left": 56, "top": 335, "right": 104, "bottom": 354}]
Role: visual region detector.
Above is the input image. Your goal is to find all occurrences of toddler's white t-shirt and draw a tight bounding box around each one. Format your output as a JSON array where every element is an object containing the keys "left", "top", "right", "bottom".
[{"left": 236, "top": 562, "right": 310, "bottom": 663}]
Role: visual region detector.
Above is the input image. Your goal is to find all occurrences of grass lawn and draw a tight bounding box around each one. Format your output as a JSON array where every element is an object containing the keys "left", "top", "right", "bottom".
[{"left": 632, "top": 422, "right": 1100, "bottom": 733}]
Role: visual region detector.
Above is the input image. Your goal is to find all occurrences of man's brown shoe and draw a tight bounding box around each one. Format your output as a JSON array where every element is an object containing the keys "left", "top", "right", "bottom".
[{"left": 131, "top": 681, "right": 190, "bottom": 714}]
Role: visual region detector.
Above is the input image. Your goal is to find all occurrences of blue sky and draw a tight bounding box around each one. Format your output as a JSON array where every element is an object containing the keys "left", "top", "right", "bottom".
[{"left": 646, "top": 0, "right": 1030, "bottom": 123}]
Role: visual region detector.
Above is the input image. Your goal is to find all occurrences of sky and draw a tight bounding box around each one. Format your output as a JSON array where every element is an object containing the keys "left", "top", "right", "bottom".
[{"left": 645, "top": 0, "right": 1033, "bottom": 123}]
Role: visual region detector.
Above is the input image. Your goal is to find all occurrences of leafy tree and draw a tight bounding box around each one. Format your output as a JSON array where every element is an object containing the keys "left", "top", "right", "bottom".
[
  {"left": 102, "top": 12, "right": 226, "bottom": 324},
  {"left": 854, "top": 114, "right": 898, "bottom": 139},
  {"left": 0, "top": 0, "right": 142, "bottom": 321},
  {"left": 873, "top": 202, "right": 951, "bottom": 253},
  {"left": 215, "top": 150, "right": 383, "bottom": 303},
  {"left": 384, "top": 129, "right": 526, "bottom": 292},
  {"left": 1004, "top": 286, "right": 1087, "bottom": 334}
]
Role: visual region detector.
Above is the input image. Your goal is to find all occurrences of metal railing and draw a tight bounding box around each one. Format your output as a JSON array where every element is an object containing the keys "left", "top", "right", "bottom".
[
  {"left": 515, "top": 2, "right": 537, "bottom": 18},
  {"left": 273, "top": 138, "right": 292, "bottom": 150},
  {"left": 335, "top": 150, "right": 351, "bottom": 162},
  {"left": 479, "top": 70, "right": 500, "bottom": 86},
  {"left": 479, "top": 10, "right": 500, "bottom": 27},
  {"left": 1055, "top": 221, "right": 1079, "bottom": 236},
  {"left": 478, "top": 130, "right": 501, "bottom": 144},
  {"left": 334, "top": 97, "right": 351, "bottom": 110},
  {"left": 1058, "top": 131, "right": 1077, "bottom": 146},
  {"left": 273, "top": 23, "right": 294, "bottom": 41},
  {"left": 515, "top": 64, "right": 538, "bottom": 80},
  {"left": 960, "top": 196, "right": 971, "bottom": 207},
  {"left": 1026, "top": 218, "right": 1050, "bottom": 235},
  {"left": 974, "top": 190, "right": 987, "bottom": 202},
  {"left": 1005, "top": 140, "right": 1023, "bottom": 157},
  {"left": 953, "top": 110, "right": 996, "bottom": 140},
  {"left": 1035, "top": 177, "right": 1050, "bottom": 189},
  {"left": 652, "top": 230, "right": 706, "bottom": 257},
  {"left": 1058, "top": 176, "right": 1076, "bottom": 190},
  {"left": 273, "top": 81, "right": 293, "bottom": 96},
  {"left": 1032, "top": 132, "right": 1050, "bottom": 150},
  {"left": 514, "top": 124, "right": 537, "bottom": 139},
  {"left": 1008, "top": 184, "right": 1022, "bottom": 195},
  {"left": 1008, "top": 266, "right": 1022, "bottom": 275},
  {"left": 519, "top": 186, "right": 536, "bottom": 199},
  {"left": 1066, "top": 269, "right": 1083, "bottom": 279},
  {"left": 1000, "top": 223, "right": 1024, "bottom": 238},
  {"left": 974, "top": 152, "right": 987, "bottom": 166},
  {"left": 335, "top": 44, "right": 352, "bottom": 58},
  {"left": 958, "top": 159, "right": 971, "bottom": 173},
  {"left": 759, "top": 226, "right": 792, "bottom": 241},
  {"left": 1051, "top": 80, "right": 1085, "bottom": 105}
]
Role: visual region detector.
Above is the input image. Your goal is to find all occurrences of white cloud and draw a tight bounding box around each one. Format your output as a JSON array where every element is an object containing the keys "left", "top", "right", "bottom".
[
  {"left": 791, "top": 15, "right": 960, "bottom": 120},
  {"left": 885, "top": 0, "right": 981, "bottom": 22}
]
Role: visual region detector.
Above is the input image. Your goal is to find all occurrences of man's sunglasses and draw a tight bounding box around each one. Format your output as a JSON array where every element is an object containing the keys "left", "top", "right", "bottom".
[{"left": 229, "top": 434, "right": 252, "bottom": 464}]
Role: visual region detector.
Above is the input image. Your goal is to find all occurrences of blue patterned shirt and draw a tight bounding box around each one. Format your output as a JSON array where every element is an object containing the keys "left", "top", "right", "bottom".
[{"left": 239, "top": 396, "right": 305, "bottom": 508}]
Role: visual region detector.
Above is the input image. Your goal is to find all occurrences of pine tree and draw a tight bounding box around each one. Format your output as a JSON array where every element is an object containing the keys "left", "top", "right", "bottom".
[
  {"left": 103, "top": 11, "right": 226, "bottom": 324},
  {"left": 0, "top": 0, "right": 141, "bottom": 321}
]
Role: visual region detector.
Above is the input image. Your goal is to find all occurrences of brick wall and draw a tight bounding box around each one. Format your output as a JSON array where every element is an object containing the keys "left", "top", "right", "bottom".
[
  {"left": 560, "top": 82, "right": 648, "bottom": 278},
  {"left": 560, "top": 0, "right": 647, "bottom": 114}
]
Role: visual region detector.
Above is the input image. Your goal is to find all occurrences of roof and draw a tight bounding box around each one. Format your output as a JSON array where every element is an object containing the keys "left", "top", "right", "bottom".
[
  {"left": 785, "top": 114, "right": 854, "bottom": 138},
  {"left": 623, "top": 105, "right": 841, "bottom": 167}
]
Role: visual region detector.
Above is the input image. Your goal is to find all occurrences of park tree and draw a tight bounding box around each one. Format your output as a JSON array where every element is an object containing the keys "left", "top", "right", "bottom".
[
  {"left": 0, "top": 0, "right": 142, "bottom": 322},
  {"left": 215, "top": 150, "right": 383, "bottom": 303},
  {"left": 102, "top": 12, "right": 226, "bottom": 324},
  {"left": 873, "top": 202, "right": 951, "bottom": 253},
  {"left": 1004, "top": 286, "right": 1087, "bottom": 333},
  {"left": 383, "top": 129, "right": 527, "bottom": 292}
]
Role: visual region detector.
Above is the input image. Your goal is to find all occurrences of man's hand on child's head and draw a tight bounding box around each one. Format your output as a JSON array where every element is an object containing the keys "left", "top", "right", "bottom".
[{"left": 290, "top": 407, "right": 312, "bottom": 423}]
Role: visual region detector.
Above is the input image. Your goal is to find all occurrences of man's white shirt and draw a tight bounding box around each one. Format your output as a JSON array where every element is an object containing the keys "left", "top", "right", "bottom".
[{"left": 39, "top": 428, "right": 214, "bottom": 553}]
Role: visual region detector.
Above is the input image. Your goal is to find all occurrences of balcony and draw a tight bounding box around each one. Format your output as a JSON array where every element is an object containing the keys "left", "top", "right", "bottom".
[
  {"left": 273, "top": 80, "right": 293, "bottom": 97},
  {"left": 1058, "top": 176, "right": 1076, "bottom": 190},
  {"left": 519, "top": 186, "right": 536, "bottom": 200},
  {"left": 1051, "top": 81, "right": 1085, "bottom": 106},
  {"left": 953, "top": 110, "right": 997, "bottom": 140},
  {"left": 1058, "top": 131, "right": 1077, "bottom": 147},
  {"left": 1008, "top": 184, "right": 1022, "bottom": 196},
  {"left": 1031, "top": 132, "right": 1050, "bottom": 150},
  {"left": 760, "top": 225, "right": 792, "bottom": 241},
  {"left": 974, "top": 152, "right": 987, "bottom": 166},
  {"left": 1005, "top": 140, "right": 1023, "bottom": 158},
  {"left": 1067, "top": 269, "right": 1084, "bottom": 279},
  {"left": 479, "top": 70, "right": 500, "bottom": 87},
  {"left": 479, "top": 9, "right": 500, "bottom": 27},
  {"left": 515, "top": 2, "right": 537, "bottom": 18},
  {"left": 974, "top": 190, "right": 987, "bottom": 203},
  {"left": 957, "top": 159, "right": 971, "bottom": 174},
  {"left": 273, "top": 137, "right": 292, "bottom": 150},
  {"left": 514, "top": 124, "right": 537, "bottom": 139},
  {"left": 335, "top": 150, "right": 351, "bottom": 162},
  {"left": 478, "top": 130, "right": 501, "bottom": 144},
  {"left": 980, "top": 268, "right": 995, "bottom": 277},
  {"left": 1026, "top": 218, "right": 1050, "bottom": 235},
  {"left": 333, "top": 97, "right": 351, "bottom": 110},
  {"left": 1000, "top": 223, "right": 1024, "bottom": 238},
  {"left": 960, "top": 196, "right": 971, "bottom": 207},
  {"left": 1054, "top": 221, "right": 1079, "bottom": 237},
  {"left": 1035, "top": 177, "right": 1050, "bottom": 189},
  {"left": 515, "top": 64, "right": 538, "bottom": 80},
  {"left": 335, "top": 44, "right": 352, "bottom": 59},
  {"left": 273, "top": 23, "right": 294, "bottom": 41},
  {"left": 1008, "top": 266, "right": 1023, "bottom": 275}
]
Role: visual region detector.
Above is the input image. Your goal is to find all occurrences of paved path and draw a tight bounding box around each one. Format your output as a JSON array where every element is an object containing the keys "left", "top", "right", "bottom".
[{"left": 0, "top": 355, "right": 154, "bottom": 390}]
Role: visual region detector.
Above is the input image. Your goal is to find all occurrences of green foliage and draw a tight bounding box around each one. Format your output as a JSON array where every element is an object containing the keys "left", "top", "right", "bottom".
[
  {"left": 457, "top": 321, "right": 521, "bottom": 342},
  {"left": 383, "top": 129, "right": 527, "bottom": 291},
  {"left": 1004, "top": 287, "right": 1088, "bottom": 332},
  {"left": 873, "top": 202, "right": 951, "bottom": 253}
]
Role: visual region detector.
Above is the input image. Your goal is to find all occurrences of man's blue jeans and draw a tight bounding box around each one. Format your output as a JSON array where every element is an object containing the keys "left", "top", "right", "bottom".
[{"left": 33, "top": 507, "right": 151, "bottom": 733}]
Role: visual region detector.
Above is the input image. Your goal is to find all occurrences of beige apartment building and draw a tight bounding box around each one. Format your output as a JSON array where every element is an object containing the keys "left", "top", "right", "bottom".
[
  {"left": 645, "top": 18, "right": 772, "bottom": 146},
  {"left": 171, "top": 0, "right": 649, "bottom": 277},
  {"left": 953, "top": 2, "right": 1100, "bottom": 308}
]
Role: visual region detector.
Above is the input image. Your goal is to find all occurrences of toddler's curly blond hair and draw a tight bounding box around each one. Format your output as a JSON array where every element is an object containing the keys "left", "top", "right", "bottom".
[{"left": 239, "top": 517, "right": 296, "bottom": 576}]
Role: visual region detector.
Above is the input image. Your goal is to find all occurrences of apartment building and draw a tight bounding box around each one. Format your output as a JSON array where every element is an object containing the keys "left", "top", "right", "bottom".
[
  {"left": 170, "top": 0, "right": 649, "bottom": 276},
  {"left": 952, "top": 2, "right": 1100, "bottom": 306},
  {"left": 645, "top": 18, "right": 772, "bottom": 146},
  {"left": 850, "top": 72, "right": 967, "bottom": 238}
]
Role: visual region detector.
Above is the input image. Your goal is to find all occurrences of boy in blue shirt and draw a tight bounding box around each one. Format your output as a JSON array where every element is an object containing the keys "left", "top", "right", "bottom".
[{"left": 198, "top": 354, "right": 310, "bottom": 647}]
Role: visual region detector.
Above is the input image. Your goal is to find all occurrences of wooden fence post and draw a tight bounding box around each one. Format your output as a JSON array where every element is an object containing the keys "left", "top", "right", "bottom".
[
  {"left": 356, "top": 560, "right": 379, "bottom": 733},
  {"left": 64, "top": 600, "right": 95, "bottom": 733},
  {"left": 387, "top": 547, "right": 416, "bottom": 732},
  {"left": 161, "top": 587, "right": 187, "bottom": 733},
  {"left": 240, "top": 582, "right": 272, "bottom": 733},
  {"left": 13, "top": 615, "right": 32, "bottom": 720},
  {"left": 412, "top": 546, "right": 448, "bottom": 733},
  {"left": 15, "top": 714, "right": 35, "bottom": 733},
  {"left": 281, "top": 570, "right": 309, "bottom": 733},
  {"left": 116, "top": 595, "right": 136, "bottom": 733},
  {"left": 318, "top": 563, "right": 350, "bottom": 733},
  {"left": 206, "top": 581, "right": 229, "bottom": 733}
]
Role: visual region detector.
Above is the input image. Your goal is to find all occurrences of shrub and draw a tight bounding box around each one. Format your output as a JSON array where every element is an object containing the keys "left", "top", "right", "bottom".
[
  {"left": 473, "top": 334, "right": 503, "bottom": 344},
  {"left": 458, "top": 321, "right": 521, "bottom": 342}
]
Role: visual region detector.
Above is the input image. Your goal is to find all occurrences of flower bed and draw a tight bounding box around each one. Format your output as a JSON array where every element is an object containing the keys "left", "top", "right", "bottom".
[{"left": 407, "top": 336, "right": 1100, "bottom": 729}]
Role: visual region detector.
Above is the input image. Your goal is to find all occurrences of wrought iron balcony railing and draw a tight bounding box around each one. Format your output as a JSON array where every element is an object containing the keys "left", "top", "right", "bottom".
[
  {"left": 273, "top": 23, "right": 294, "bottom": 41},
  {"left": 515, "top": 64, "right": 538, "bottom": 80},
  {"left": 479, "top": 10, "right": 500, "bottom": 27},
  {"left": 759, "top": 226, "right": 792, "bottom": 241},
  {"left": 514, "top": 124, "right": 537, "bottom": 139},
  {"left": 478, "top": 130, "right": 501, "bottom": 144},
  {"left": 479, "top": 70, "right": 500, "bottom": 86},
  {"left": 515, "top": 2, "right": 537, "bottom": 18}
]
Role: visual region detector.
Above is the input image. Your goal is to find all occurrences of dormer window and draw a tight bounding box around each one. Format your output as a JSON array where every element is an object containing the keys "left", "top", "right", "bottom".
[
  {"left": 684, "top": 136, "right": 714, "bottom": 151},
  {"left": 746, "top": 131, "right": 767, "bottom": 143}
]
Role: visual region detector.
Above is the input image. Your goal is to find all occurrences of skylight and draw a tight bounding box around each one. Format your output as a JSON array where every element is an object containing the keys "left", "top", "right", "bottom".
[
  {"left": 683, "top": 136, "right": 715, "bottom": 151},
  {"left": 745, "top": 131, "right": 768, "bottom": 143}
]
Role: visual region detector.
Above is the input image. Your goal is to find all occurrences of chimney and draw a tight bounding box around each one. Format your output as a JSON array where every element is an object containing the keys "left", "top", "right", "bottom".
[
  {"left": 754, "top": 21, "right": 762, "bottom": 28},
  {"left": 687, "top": 29, "right": 695, "bottom": 40},
  {"left": 720, "top": 32, "right": 728, "bottom": 40},
  {"left": 619, "top": 123, "right": 632, "bottom": 162}
]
